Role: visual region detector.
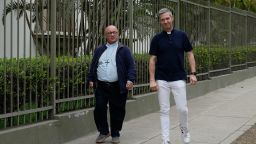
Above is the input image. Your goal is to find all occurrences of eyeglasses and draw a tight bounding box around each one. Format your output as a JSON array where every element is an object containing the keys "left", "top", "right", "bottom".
[{"left": 106, "top": 31, "right": 118, "bottom": 36}]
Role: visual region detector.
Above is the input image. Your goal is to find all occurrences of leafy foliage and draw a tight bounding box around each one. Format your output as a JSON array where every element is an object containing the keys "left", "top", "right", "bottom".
[
  {"left": 1, "top": 46, "right": 256, "bottom": 129},
  {"left": 212, "top": 0, "right": 256, "bottom": 12}
]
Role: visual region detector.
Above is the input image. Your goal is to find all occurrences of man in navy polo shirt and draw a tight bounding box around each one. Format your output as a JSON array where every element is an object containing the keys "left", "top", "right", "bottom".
[{"left": 149, "top": 8, "right": 197, "bottom": 144}]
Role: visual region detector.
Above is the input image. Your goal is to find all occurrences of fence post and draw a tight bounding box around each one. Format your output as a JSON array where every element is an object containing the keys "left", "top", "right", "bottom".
[
  {"left": 50, "top": 0, "right": 56, "bottom": 115},
  {"left": 245, "top": 13, "right": 248, "bottom": 68},
  {"left": 208, "top": 0, "right": 211, "bottom": 79},
  {"left": 128, "top": 0, "right": 133, "bottom": 52},
  {"left": 176, "top": 0, "right": 180, "bottom": 29},
  {"left": 228, "top": 5, "right": 232, "bottom": 72}
]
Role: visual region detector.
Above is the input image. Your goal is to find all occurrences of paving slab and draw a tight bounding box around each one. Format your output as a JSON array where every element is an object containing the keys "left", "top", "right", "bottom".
[{"left": 64, "top": 77, "right": 256, "bottom": 144}]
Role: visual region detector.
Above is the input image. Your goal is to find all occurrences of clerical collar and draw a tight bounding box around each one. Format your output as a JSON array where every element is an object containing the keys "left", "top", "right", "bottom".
[{"left": 165, "top": 28, "right": 174, "bottom": 35}]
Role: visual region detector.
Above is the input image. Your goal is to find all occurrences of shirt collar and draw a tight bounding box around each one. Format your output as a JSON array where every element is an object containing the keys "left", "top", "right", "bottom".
[
  {"left": 106, "top": 41, "right": 118, "bottom": 47},
  {"left": 163, "top": 28, "right": 175, "bottom": 35}
]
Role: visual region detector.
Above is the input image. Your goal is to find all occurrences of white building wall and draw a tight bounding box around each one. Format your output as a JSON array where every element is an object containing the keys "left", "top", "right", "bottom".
[{"left": 0, "top": 0, "right": 36, "bottom": 58}]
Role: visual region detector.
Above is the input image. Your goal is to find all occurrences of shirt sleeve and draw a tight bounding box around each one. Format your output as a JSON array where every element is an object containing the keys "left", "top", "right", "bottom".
[
  {"left": 183, "top": 33, "right": 193, "bottom": 52},
  {"left": 149, "top": 35, "right": 158, "bottom": 56}
]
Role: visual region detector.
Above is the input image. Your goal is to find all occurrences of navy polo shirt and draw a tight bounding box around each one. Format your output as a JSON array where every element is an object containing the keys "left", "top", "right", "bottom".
[{"left": 149, "top": 29, "right": 192, "bottom": 82}]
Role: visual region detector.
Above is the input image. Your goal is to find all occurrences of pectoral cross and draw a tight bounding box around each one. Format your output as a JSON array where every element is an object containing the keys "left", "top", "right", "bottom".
[{"left": 105, "top": 59, "right": 110, "bottom": 66}]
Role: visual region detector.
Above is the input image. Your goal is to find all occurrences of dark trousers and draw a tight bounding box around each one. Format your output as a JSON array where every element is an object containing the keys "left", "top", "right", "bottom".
[{"left": 94, "top": 81, "right": 127, "bottom": 137}]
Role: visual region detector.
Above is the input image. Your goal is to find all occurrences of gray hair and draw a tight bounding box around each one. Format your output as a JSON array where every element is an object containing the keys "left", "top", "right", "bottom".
[{"left": 158, "top": 8, "right": 173, "bottom": 18}]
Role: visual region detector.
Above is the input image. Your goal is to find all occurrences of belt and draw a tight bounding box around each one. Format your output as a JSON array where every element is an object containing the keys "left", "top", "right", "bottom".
[{"left": 97, "top": 80, "right": 119, "bottom": 87}]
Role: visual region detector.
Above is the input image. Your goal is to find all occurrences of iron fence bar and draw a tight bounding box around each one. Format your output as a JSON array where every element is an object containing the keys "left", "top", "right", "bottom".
[
  {"left": 247, "top": 62, "right": 256, "bottom": 65},
  {"left": 208, "top": 0, "right": 211, "bottom": 79},
  {"left": 176, "top": 0, "right": 180, "bottom": 29},
  {"left": 209, "top": 67, "right": 231, "bottom": 73},
  {"left": 128, "top": 0, "right": 133, "bottom": 51},
  {"left": 195, "top": 72, "right": 209, "bottom": 77},
  {"left": 0, "top": 106, "right": 53, "bottom": 119},
  {"left": 1, "top": 0, "right": 256, "bottom": 130},
  {"left": 180, "top": 0, "right": 209, "bottom": 9},
  {"left": 72, "top": 2, "right": 75, "bottom": 105},
  {"left": 35, "top": 0, "right": 38, "bottom": 123},
  {"left": 247, "top": 11, "right": 256, "bottom": 18},
  {"left": 3, "top": 0, "right": 7, "bottom": 128},
  {"left": 22, "top": 0, "right": 26, "bottom": 125},
  {"left": 50, "top": 0, "right": 56, "bottom": 115},
  {"left": 228, "top": 6, "right": 232, "bottom": 72},
  {"left": 230, "top": 63, "right": 247, "bottom": 68},
  {"left": 10, "top": 0, "right": 14, "bottom": 127},
  {"left": 210, "top": 5, "right": 230, "bottom": 13},
  {"left": 133, "top": 83, "right": 149, "bottom": 88},
  {"left": 67, "top": 13, "right": 70, "bottom": 112},
  {"left": 56, "top": 95, "right": 94, "bottom": 104},
  {"left": 28, "top": 0, "right": 32, "bottom": 124},
  {"left": 76, "top": 0, "right": 79, "bottom": 104},
  {"left": 77, "top": 1, "right": 83, "bottom": 107},
  {"left": 62, "top": 1, "right": 67, "bottom": 100},
  {"left": 46, "top": 0, "right": 51, "bottom": 119},
  {"left": 171, "top": 0, "right": 179, "bottom": 2},
  {"left": 246, "top": 12, "right": 252, "bottom": 68},
  {"left": 57, "top": 11, "right": 61, "bottom": 102},
  {"left": 17, "top": 0, "right": 20, "bottom": 125},
  {"left": 39, "top": 1, "right": 44, "bottom": 120},
  {"left": 186, "top": 72, "right": 209, "bottom": 79},
  {"left": 231, "top": 7, "right": 248, "bottom": 16},
  {"left": 245, "top": 13, "right": 248, "bottom": 68},
  {"left": 81, "top": 0, "right": 85, "bottom": 99}
]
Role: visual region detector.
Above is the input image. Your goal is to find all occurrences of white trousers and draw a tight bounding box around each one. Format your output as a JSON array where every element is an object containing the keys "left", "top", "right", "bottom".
[{"left": 157, "top": 80, "right": 188, "bottom": 142}]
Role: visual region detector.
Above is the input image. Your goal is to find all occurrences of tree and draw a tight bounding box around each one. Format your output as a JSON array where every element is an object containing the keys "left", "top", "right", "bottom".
[
  {"left": 212, "top": 0, "right": 256, "bottom": 12},
  {"left": 2, "top": 0, "right": 83, "bottom": 56},
  {"left": 2, "top": 0, "right": 47, "bottom": 33}
]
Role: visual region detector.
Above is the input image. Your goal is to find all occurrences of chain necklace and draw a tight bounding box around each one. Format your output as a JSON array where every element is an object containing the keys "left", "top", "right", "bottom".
[{"left": 104, "top": 46, "right": 117, "bottom": 67}]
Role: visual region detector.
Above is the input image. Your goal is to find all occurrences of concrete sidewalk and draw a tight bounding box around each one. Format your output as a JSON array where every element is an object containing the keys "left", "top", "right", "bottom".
[{"left": 65, "top": 76, "right": 256, "bottom": 144}]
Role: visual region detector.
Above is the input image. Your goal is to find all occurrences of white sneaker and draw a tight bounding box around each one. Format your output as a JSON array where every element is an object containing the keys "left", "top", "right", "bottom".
[{"left": 180, "top": 127, "right": 191, "bottom": 144}]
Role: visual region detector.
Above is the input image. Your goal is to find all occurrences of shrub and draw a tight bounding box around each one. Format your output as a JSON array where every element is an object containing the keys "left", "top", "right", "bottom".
[
  {"left": 231, "top": 46, "right": 247, "bottom": 65},
  {"left": 247, "top": 46, "right": 256, "bottom": 63},
  {"left": 1, "top": 45, "right": 256, "bottom": 122},
  {"left": 0, "top": 57, "right": 53, "bottom": 114}
]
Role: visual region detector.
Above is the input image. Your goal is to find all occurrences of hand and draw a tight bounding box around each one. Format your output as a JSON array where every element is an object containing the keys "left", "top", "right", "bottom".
[
  {"left": 126, "top": 81, "right": 133, "bottom": 90},
  {"left": 189, "top": 75, "right": 197, "bottom": 85},
  {"left": 89, "top": 81, "right": 94, "bottom": 88},
  {"left": 150, "top": 80, "right": 158, "bottom": 91}
]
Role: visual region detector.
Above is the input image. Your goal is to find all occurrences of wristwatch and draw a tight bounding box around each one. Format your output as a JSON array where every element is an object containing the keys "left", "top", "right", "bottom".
[{"left": 190, "top": 72, "right": 197, "bottom": 76}]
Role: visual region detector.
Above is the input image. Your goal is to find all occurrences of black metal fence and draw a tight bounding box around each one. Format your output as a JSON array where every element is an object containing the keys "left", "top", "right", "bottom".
[{"left": 0, "top": 0, "right": 256, "bottom": 130}]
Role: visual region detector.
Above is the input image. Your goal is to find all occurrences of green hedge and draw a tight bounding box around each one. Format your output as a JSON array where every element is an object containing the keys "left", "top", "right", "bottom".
[
  {"left": 186, "top": 46, "right": 230, "bottom": 73},
  {"left": 0, "top": 57, "right": 53, "bottom": 114},
  {"left": 134, "top": 54, "right": 149, "bottom": 84},
  {"left": 247, "top": 46, "right": 256, "bottom": 62},
  {"left": 192, "top": 46, "right": 256, "bottom": 72},
  {"left": 0, "top": 56, "right": 91, "bottom": 114},
  {"left": 55, "top": 56, "right": 91, "bottom": 98},
  {"left": 1, "top": 46, "right": 256, "bottom": 117},
  {"left": 231, "top": 47, "right": 247, "bottom": 65}
]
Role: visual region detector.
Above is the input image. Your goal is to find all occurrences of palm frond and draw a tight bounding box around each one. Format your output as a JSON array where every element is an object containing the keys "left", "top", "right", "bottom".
[{"left": 1, "top": 1, "right": 34, "bottom": 25}]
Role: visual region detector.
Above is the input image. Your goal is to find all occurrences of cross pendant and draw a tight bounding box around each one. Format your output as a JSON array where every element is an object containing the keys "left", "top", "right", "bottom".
[{"left": 105, "top": 59, "right": 110, "bottom": 66}]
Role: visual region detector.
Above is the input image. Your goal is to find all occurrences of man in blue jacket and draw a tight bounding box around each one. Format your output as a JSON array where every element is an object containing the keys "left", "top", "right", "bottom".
[{"left": 87, "top": 25, "right": 136, "bottom": 144}]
